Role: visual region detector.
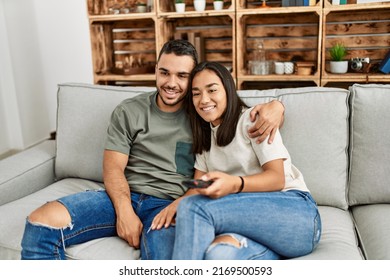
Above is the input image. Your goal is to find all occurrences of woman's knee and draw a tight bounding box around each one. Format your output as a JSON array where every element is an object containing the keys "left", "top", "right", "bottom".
[
  {"left": 177, "top": 195, "right": 207, "bottom": 215},
  {"left": 205, "top": 234, "right": 281, "bottom": 260},
  {"left": 28, "top": 201, "right": 71, "bottom": 228},
  {"left": 205, "top": 234, "right": 244, "bottom": 260}
]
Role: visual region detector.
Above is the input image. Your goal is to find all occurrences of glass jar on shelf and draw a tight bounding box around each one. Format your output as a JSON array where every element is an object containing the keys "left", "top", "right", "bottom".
[{"left": 248, "top": 39, "right": 273, "bottom": 75}]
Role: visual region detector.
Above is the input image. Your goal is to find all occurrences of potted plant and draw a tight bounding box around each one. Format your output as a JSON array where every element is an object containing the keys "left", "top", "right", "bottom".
[
  {"left": 175, "top": 0, "right": 186, "bottom": 12},
  {"left": 213, "top": 0, "right": 224, "bottom": 10},
  {"left": 194, "top": 0, "right": 206, "bottom": 12},
  {"left": 329, "top": 42, "right": 348, "bottom": 74}
]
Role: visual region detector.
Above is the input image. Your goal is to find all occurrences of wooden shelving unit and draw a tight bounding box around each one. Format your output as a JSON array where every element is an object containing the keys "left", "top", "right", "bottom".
[
  {"left": 321, "top": 1, "right": 390, "bottom": 87},
  {"left": 86, "top": 0, "right": 390, "bottom": 89},
  {"left": 236, "top": 0, "right": 323, "bottom": 89}
]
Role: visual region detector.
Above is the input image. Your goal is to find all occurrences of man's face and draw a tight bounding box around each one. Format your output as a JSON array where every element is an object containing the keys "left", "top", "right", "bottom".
[{"left": 155, "top": 53, "right": 195, "bottom": 112}]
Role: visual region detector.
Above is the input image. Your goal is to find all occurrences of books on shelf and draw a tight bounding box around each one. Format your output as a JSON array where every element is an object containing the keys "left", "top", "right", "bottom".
[
  {"left": 357, "top": 0, "right": 390, "bottom": 3},
  {"left": 283, "top": 0, "right": 317, "bottom": 6}
]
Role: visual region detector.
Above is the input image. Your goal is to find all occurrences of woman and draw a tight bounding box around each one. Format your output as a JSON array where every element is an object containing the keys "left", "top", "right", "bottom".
[{"left": 172, "top": 61, "right": 321, "bottom": 260}]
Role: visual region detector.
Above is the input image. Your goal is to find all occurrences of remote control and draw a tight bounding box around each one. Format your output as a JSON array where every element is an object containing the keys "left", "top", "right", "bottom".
[{"left": 182, "top": 179, "right": 214, "bottom": 189}]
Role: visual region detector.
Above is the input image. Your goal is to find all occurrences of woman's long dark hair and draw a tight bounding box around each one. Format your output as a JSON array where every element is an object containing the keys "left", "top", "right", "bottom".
[{"left": 186, "top": 61, "right": 246, "bottom": 154}]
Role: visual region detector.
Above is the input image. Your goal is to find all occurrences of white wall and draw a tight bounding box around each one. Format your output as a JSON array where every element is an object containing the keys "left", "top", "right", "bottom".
[
  {"left": 0, "top": 0, "right": 93, "bottom": 155},
  {"left": 0, "top": 0, "right": 23, "bottom": 154}
]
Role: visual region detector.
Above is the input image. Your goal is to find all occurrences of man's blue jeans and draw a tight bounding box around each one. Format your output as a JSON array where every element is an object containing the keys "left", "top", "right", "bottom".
[
  {"left": 21, "top": 190, "right": 175, "bottom": 260},
  {"left": 172, "top": 190, "right": 321, "bottom": 260}
]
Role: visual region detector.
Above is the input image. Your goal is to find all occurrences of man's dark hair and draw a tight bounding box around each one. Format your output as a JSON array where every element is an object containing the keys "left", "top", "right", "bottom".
[{"left": 157, "top": 40, "right": 198, "bottom": 67}]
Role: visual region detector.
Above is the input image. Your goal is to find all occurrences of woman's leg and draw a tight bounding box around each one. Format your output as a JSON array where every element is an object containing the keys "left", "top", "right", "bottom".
[
  {"left": 172, "top": 191, "right": 321, "bottom": 260},
  {"left": 21, "top": 190, "right": 117, "bottom": 260},
  {"left": 205, "top": 233, "right": 281, "bottom": 260}
]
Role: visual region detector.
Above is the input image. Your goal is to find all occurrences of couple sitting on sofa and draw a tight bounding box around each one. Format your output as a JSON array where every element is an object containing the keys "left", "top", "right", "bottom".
[{"left": 20, "top": 40, "right": 320, "bottom": 260}]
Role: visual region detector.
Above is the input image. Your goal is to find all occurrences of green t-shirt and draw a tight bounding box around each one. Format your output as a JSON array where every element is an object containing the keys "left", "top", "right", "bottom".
[{"left": 105, "top": 91, "right": 194, "bottom": 200}]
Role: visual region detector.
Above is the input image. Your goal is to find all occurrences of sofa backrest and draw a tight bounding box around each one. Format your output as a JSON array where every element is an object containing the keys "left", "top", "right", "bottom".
[
  {"left": 55, "top": 83, "right": 350, "bottom": 210},
  {"left": 238, "top": 87, "right": 350, "bottom": 210},
  {"left": 348, "top": 84, "right": 390, "bottom": 206},
  {"left": 55, "top": 83, "right": 156, "bottom": 182}
]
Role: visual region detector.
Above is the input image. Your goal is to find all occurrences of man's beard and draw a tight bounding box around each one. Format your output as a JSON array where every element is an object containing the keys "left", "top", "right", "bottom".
[{"left": 157, "top": 91, "right": 186, "bottom": 107}]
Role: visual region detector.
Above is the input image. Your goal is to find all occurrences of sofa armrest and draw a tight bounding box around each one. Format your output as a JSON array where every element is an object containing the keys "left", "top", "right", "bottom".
[{"left": 0, "top": 140, "right": 56, "bottom": 206}]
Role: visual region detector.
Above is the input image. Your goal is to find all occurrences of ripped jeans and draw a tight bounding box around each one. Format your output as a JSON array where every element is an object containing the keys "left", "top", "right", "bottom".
[
  {"left": 205, "top": 233, "right": 281, "bottom": 260},
  {"left": 172, "top": 190, "right": 321, "bottom": 260},
  {"left": 21, "top": 190, "right": 175, "bottom": 260}
]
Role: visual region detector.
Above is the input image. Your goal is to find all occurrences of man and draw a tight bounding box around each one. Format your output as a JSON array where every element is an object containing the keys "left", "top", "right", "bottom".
[{"left": 21, "top": 40, "right": 284, "bottom": 260}]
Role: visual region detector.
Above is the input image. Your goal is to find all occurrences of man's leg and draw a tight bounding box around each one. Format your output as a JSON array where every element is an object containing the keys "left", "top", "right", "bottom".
[
  {"left": 21, "top": 190, "right": 117, "bottom": 260},
  {"left": 132, "top": 193, "right": 176, "bottom": 260}
]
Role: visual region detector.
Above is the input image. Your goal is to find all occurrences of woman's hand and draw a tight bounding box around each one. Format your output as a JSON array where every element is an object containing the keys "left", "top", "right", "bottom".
[
  {"left": 195, "top": 171, "right": 242, "bottom": 199},
  {"left": 150, "top": 199, "right": 181, "bottom": 231}
]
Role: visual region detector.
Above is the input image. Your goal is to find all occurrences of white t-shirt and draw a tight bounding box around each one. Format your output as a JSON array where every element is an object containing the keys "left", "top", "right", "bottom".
[{"left": 195, "top": 107, "right": 309, "bottom": 192}]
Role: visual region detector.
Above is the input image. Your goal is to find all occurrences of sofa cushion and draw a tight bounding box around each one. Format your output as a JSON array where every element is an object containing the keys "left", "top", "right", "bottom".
[
  {"left": 55, "top": 83, "right": 156, "bottom": 182},
  {"left": 238, "top": 87, "right": 350, "bottom": 210},
  {"left": 294, "top": 206, "right": 363, "bottom": 260},
  {"left": 0, "top": 140, "right": 55, "bottom": 205},
  {"left": 348, "top": 84, "right": 390, "bottom": 206},
  {"left": 352, "top": 204, "right": 390, "bottom": 260},
  {"left": 0, "top": 178, "right": 104, "bottom": 259},
  {"left": 67, "top": 236, "right": 139, "bottom": 260}
]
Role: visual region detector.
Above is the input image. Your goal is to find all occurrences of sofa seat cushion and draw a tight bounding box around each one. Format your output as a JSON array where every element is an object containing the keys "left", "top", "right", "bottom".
[
  {"left": 238, "top": 87, "right": 350, "bottom": 210},
  {"left": 352, "top": 204, "right": 390, "bottom": 260},
  {"left": 67, "top": 236, "right": 139, "bottom": 260},
  {"left": 294, "top": 206, "right": 363, "bottom": 259},
  {"left": 0, "top": 178, "right": 105, "bottom": 259}
]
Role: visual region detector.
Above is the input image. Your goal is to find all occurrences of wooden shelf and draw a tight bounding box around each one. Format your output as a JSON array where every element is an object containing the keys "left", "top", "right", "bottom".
[
  {"left": 86, "top": 0, "right": 390, "bottom": 88},
  {"left": 321, "top": 5, "right": 390, "bottom": 86},
  {"left": 94, "top": 73, "right": 155, "bottom": 81},
  {"left": 321, "top": 73, "right": 389, "bottom": 86},
  {"left": 324, "top": 1, "right": 390, "bottom": 10},
  {"left": 158, "top": 10, "right": 234, "bottom": 18}
]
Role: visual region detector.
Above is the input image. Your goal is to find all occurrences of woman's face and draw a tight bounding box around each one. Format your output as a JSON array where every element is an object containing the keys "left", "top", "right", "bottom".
[{"left": 191, "top": 69, "right": 227, "bottom": 126}]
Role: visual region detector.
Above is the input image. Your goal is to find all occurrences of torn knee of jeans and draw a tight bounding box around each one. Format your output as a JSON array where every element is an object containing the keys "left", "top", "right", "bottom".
[
  {"left": 211, "top": 234, "right": 248, "bottom": 249},
  {"left": 26, "top": 217, "right": 74, "bottom": 231}
]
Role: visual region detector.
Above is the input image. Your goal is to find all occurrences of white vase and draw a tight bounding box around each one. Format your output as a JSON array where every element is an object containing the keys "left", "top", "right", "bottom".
[
  {"left": 175, "top": 3, "right": 186, "bottom": 13},
  {"left": 213, "top": 1, "right": 224, "bottom": 10},
  {"left": 330, "top": 61, "right": 348, "bottom": 74},
  {"left": 194, "top": 0, "right": 206, "bottom": 12}
]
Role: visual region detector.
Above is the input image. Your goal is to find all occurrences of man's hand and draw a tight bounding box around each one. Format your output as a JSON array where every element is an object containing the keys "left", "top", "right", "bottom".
[
  {"left": 116, "top": 207, "right": 143, "bottom": 249},
  {"left": 248, "top": 100, "right": 284, "bottom": 144},
  {"left": 103, "top": 150, "right": 142, "bottom": 248}
]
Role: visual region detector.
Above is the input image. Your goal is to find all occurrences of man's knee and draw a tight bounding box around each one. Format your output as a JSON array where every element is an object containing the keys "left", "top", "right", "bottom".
[{"left": 28, "top": 201, "right": 71, "bottom": 228}]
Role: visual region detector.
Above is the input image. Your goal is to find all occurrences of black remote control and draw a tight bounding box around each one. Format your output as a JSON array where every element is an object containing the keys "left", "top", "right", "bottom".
[{"left": 182, "top": 179, "right": 214, "bottom": 189}]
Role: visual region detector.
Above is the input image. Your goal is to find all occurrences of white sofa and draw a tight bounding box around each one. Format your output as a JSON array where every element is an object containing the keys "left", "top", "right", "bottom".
[{"left": 1, "top": 83, "right": 389, "bottom": 260}]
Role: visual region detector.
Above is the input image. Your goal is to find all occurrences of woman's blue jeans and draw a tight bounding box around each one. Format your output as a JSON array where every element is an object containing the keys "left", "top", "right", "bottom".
[
  {"left": 172, "top": 190, "right": 321, "bottom": 260},
  {"left": 21, "top": 190, "right": 175, "bottom": 260}
]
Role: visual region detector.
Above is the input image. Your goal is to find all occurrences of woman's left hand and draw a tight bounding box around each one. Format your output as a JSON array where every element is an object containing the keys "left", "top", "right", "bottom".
[
  {"left": 150, "top": 199, "right": 180, "bottom": 231},
  {"left": 196, "top": 171, "right": 242, "bottom": 199}
]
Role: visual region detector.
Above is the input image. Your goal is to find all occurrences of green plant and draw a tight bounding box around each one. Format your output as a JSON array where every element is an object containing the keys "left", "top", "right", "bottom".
[
  {"left": 175, "top": 0, "right": 184, "bottom": 3},
  {"left": 329, "top": 43, "right": 347, "bottom": 61}
]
